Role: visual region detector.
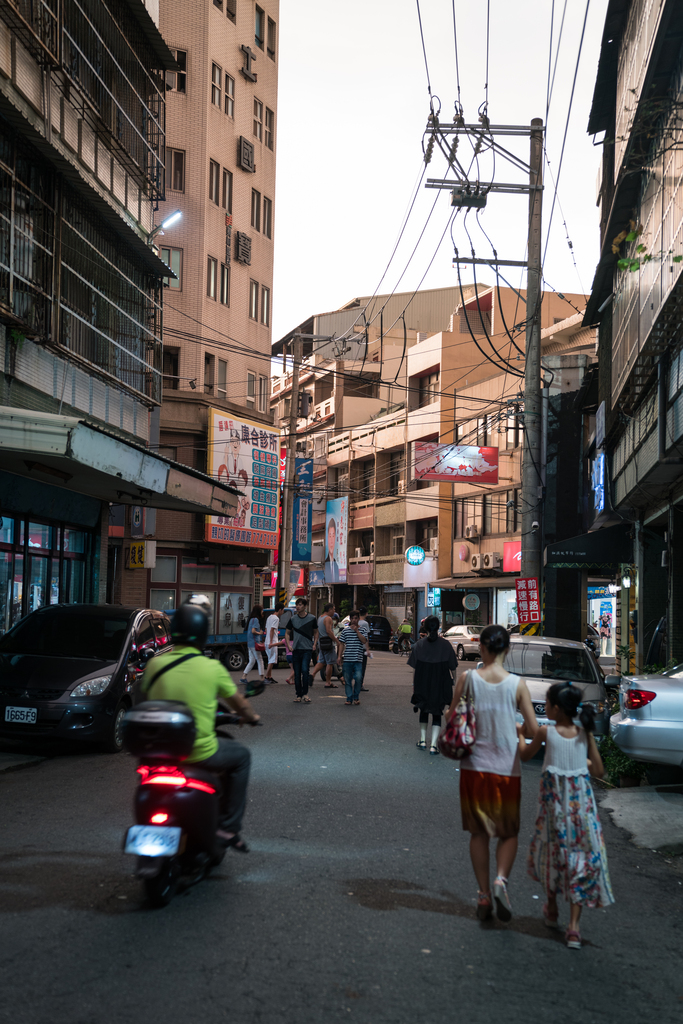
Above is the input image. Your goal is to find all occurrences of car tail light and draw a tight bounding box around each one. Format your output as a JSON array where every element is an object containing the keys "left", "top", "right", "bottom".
[
  {"left": 625, "top": 689, "right": 656, "bottom": 710},
  {"left": 150, "top": 812, "right": 169, "bottom": 824},
  {"left": 137, "top": 765, "right": 216, "bottom": 794}
]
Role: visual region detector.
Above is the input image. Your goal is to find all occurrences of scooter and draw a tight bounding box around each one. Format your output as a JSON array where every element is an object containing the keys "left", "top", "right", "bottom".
[
  {"left": 122, "top": 703, "right": 257, "bottom": 907},
  {"left": 390, "top": 632, "right": 414, "bottom": 656}
]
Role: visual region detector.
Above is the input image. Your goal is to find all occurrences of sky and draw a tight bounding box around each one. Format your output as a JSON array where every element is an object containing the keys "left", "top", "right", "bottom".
[{"left": 272, "top": 0, "right": 609, "bottom": 343}]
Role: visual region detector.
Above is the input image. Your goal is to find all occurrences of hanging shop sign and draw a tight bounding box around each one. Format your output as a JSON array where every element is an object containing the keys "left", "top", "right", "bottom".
[
  {"left": 414, "top": 442, "right": 499, "bottom": 484},
  {"left": 516, "top": 576, "right": 541, "bottom": 623},
  {"left": 503, "top": 539, "right": 522, "bottom": 573},
  {"left": 462, "top": 593, "right": 481, "bottom": 611},
  {"left": 405, "top": 545, "right": 426, "bottom": 566},
  {"left": 292, "top": 457, "right": 313, "bottom": 562}
]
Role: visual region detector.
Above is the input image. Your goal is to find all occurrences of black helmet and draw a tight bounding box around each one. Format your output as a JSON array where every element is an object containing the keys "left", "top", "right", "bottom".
[{"left": 171, "top": 604, "right": 209, "bottom": 649}]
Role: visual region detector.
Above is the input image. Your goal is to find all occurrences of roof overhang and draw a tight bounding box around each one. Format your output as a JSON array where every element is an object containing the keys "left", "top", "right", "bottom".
[
  {"left": 120, "top": 0, "right": 179, "bottom": 71},
  {"left": 0, "top": 407, "right": 239, "bottom": 516}
]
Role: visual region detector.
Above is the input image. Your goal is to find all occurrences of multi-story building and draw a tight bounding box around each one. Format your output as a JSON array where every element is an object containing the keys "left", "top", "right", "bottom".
[
  {"left": 144, "top": 0, "right": 280, "bottom": 627},
  {"left": 0, "top": 0, "right": 239, "bottom": 632},
  {"left": 272, "top": 284, "right": 586, "bottom": 628},
  {"left": 583, "top": 0, "right": 683, "bottom": 669}
]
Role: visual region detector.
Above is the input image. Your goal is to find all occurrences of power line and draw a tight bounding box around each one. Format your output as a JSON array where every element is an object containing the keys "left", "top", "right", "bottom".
[{"left": 415, "top": 0, "right": 433, "bottom": 104}]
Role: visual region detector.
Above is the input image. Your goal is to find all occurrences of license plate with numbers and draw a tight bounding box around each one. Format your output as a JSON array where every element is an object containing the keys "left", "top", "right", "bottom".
[{"left": 4, "top": 706, "right": 37, "bottom": 724}]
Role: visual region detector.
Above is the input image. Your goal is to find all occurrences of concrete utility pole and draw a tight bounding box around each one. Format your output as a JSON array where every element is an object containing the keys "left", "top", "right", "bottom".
[
  {"left": 279, "top": 332, "right": 303, "bottom": 606},
  {"left": 520, "top": 118, "right": 544, "bottom": 582}
]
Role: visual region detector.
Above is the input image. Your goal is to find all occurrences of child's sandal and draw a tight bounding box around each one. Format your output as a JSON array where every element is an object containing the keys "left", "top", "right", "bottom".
[
  {"left": 476, "top": 891, "right": 493, "bottom": 921},
  {"left": 565, "top": 928, "right": 582, "bottom": 949}
]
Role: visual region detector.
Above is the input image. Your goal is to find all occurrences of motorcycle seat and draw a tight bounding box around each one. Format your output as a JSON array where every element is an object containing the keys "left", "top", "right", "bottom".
[{"left": 184, "top": 764, "right": 223, "bottom": 793}]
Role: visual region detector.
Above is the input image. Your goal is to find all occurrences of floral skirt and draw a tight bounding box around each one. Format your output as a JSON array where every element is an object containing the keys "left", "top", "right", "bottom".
[
  {"left": 527, "top": 770, "right": 614, "bottom": 908},
  {"left": 460, "top": 770, "right": 521, "bottom": 839}
]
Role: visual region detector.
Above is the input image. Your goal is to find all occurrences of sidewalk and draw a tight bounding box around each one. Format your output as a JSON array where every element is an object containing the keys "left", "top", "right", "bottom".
[
  {"left": 0, "top": 752, "right": 45, "bottom": 774},
  {"left": 599, "top": 784, "right": 683, "bottom": 854}
]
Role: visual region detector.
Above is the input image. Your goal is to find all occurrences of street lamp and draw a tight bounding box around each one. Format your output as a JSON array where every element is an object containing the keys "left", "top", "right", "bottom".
[{"left": 148, "top": 209, "right": 182, "bottom": 245}]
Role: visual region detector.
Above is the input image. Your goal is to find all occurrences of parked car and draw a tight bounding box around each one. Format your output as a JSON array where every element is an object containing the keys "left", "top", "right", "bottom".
[
  {"left": 443, "top": 624, "right": 484, "bottom": 661},
  {"left": 0, "top": 605, "right": 172, "bottom": 753},
  {"left": 610, "top": 665, "right": 683, "bottom": 767},
  {"left": 339, "top": 614, "right": 392, "bottom": 650},
  {"left": 502, "top": 635, "right": 610, "bottom": 735}
]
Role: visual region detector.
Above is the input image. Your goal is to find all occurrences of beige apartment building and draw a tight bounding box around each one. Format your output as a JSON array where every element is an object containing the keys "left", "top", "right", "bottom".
[{"left": 146, "top": 0, "right": 280, "bottom": 622}]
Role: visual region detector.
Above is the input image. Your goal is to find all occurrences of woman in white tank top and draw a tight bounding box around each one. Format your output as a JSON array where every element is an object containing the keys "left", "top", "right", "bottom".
[{"left": 448, "top": 625, "right": 538, "bottom": 923}]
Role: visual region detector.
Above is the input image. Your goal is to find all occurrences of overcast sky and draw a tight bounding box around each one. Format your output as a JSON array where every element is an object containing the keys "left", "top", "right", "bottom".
[{"left": 272, "top": 0, "right": 609, "bottom": 342}]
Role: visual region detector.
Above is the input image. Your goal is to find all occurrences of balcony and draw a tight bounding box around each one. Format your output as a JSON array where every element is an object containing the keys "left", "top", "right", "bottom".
[
  {"left": 407, "top": 399, "right": 441, "bottom": 442},
  {"left": 374, "top": 555, "right": 404, "bottom": 584},
  {"left": 347, "top": 556, "right": 373, "bottom": 585},
  {"left": 350, "top": 500, "right": 374, "bottom": 530},
  {"left": 375, "top": 498, "right": 405, "bottom": 526}
]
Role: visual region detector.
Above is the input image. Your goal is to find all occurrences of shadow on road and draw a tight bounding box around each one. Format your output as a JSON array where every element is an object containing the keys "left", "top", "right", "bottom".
[{"left": 345, "top": 877, "right": 597, "bottom": 946}]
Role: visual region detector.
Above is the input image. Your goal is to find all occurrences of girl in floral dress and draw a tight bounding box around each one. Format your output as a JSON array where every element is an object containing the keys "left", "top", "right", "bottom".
[{"left": 518, "top": 681, "right": 614, "bottom": 949}]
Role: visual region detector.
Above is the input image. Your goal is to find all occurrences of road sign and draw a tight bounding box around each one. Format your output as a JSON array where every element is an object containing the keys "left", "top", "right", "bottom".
[{"left": 516, "top": 577, "right": 541, "bottom": 623}]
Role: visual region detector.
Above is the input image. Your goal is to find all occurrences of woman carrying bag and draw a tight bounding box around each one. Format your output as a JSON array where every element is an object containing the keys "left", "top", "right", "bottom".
[
  {"left": 240, "top": 604, "right": 266, "bottom": 694},
  {"left": 408, "top": 615, "right": 456, "bottom": 753},
  {"left": 448, "top": 624, "right": 537, "bottom": 923}
]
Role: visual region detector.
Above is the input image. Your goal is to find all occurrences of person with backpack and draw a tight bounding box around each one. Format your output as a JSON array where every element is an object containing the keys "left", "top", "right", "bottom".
[{"left": 285, "top": 597, "right": 318, "bottom": 703}]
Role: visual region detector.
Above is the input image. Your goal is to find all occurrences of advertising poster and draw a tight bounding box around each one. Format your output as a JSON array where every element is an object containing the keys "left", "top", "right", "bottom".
[
  {"left": 325, "top": 497, "right": 348, "bottom": 583},
  {"left": 413, "top": 441, "right": 499, "bottom": 484},
  {"left": 206, "top": 409, "right": 280, "bottom": 549},
  {"left": 292, "top": 457, "right": 313, "bottom": 562}
]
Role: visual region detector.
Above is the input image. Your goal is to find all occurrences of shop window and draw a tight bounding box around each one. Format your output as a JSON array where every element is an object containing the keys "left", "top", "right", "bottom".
[
  {"left": 151, "top": 555, "right": 177, "bottom": 583},
  {"left": 28, "top": 522, "right": 53, "bottom": 549},
  {"left": 219, "top": 591, "right": 249, "bottom": 631},
  {"left": 181, "top": 557, "right": 217, "bottom": 585},
  {"left": 0, "top": 517, "right": 14, "bottom": 543},
  {"left": 221, "top": 566, "right": 251, "bottom": 587},
  {"left": 181, "top": 590, "right": 216, "bottom": 631},
  {"left": 61, "top": 558, "right": 84, "bottom": 603},
  {"left": 150, "top": 589, "right": 176, "bottom": 612}
]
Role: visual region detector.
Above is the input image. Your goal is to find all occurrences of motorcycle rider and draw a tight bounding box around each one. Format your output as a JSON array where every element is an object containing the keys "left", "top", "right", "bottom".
[{"left": 141, "top": 603, "right": 260, "bottom": 852}]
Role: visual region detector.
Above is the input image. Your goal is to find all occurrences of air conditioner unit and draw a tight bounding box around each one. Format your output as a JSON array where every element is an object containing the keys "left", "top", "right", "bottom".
[
  {"left": 483, "top": 551, "right": 501, "bottom": 569},
  {"left": 471, "top": 553, "right": 481, "bottom": 570},
  {"left": 429, "top": 537, "right": 438, "bottom": 554},
  {"left": 397, "top": 479, "right": 407, "bottom": 494},
  {"left": 465, "top": 524, "right": 479, "bottom": 539},
  {"left": 370, "top": 541, "right": 375, "bottom": 556},
  {"left": 354, "top": 547, "right": 363, "bottom": 559}
]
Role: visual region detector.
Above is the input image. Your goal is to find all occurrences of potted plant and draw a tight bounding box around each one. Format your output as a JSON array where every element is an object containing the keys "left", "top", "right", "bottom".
[{"left": 600, "top": 733, "right": 646, "bottom": 787}]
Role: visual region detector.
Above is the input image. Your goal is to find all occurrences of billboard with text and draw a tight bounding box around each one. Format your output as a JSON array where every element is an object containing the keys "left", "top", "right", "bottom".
[{"left": 414, "top": 442, "right": 499, "bottom": 485}]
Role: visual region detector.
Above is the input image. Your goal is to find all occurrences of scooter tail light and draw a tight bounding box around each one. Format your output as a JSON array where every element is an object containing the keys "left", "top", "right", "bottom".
[
  {"left": 186, "top": 779, "right": 217, "bottom": 794},
  {"left": 150, "top": 812, "right": 169, "bottom": 824},
  {"left": 137, "top": 765, "right": 215, "bottom": 793},
  {"left": 625, "top": 688, "right": 657, "bottom": 710}
]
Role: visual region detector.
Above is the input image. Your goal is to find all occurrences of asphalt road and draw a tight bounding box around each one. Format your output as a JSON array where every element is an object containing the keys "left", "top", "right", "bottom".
[{"left": 1, "top": 651, "right": 682, "bottom": 1024}]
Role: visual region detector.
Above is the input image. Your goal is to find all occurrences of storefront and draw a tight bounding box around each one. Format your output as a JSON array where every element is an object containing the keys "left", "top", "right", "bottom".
[
  {"left": 149, "top": 555, "right": 253, "bottom": 636},
  {"left": 588, "top": 584, "right": 616, "bottom": 655}
]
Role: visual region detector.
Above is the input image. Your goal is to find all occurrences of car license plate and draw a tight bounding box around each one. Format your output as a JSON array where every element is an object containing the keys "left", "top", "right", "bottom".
[
  {"left": 124, "top": 825, "right": 182, "bottom": 857},
  {"left": 4, "top": 706, "right": 37, "bottom": 724}
]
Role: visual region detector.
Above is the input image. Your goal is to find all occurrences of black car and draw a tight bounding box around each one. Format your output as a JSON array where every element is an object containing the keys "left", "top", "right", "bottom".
[
  {"left": 365, "top": 615, "right": 393, "bottom": 650},
  {"left": 0, "top": 605, "right": 172, "bottom": 753}
]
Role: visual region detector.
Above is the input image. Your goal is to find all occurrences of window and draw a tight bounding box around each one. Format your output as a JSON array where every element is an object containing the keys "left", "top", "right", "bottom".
[
  {"left": 263, "top": 196, "right": 272, "bottom": 238},
  {"left": 226, "top": 0, "right": 236, "bottom": 22},
  {"left": 258, "top": 375, "right": 268, "bottom": 413},
  {"left": 251, "top": 188, "right": 261, "bottom": 230},
  {"left": 255, "top": 5, "right": 264, "bottom": 49},
  {"left": 249, "top": 279, "right": 259, "bottom": 320},
  {"left": 390, "top": 527, "right": 405, "bottom": 556},
  {"left": 207, "top": 256, "right": 217, "bottom": 299},
  {"left": 265, "top": 107, "right": 274, "bottom": 150},
  {"left": 388, "top": 450, "right": 405, "bottom": 492},
  {"left": 225, "top": 74, "right": 234, "bottom": 117},
  {"left": 418, "top": 370, "right": 439, "bottom": 407},
  {"left": 166, "top": 50, "right": 187, "bottom": 93},
  {"left": 247, "top": 371, "right": 255, "bottom": 409},
  {"left": 167, "top": 148, "right": 185, "bottom": 192},
  {"left": 213, "top": 0, "right": 222, "bottom": 7},
  {"left": 506, "top": 405, "right": 521, "bottom": 449},
  {"left": 260, "top": 284, "right": 270, "bottom": 326},
  {"left": 204, "top": 353, "right": 215, "bottom": 394},
  {"left": 209, "top": 159, "right": 220, "bottom": 204},
  {"left": 220, "top": 263, "right": 230, "bottom": 305},
  {"left": 160, "top": 246, "right": 182, "bottom": 290},
  {"left": 217, "top": 359, "right": 227, "bottom": 398},
  {"left": 222, "top": 168, "right": 232, "bottom": 212},
  {"left": 211, "top": 63, "right": 222, "bottom": 107},
  {"left": 267, "top": 17, "right": 276, "bottom": 59},
  {"left": 253, "top": 99, "right": 263, "bottom": 141},
  {"left": 477, "top": 415, "right": 489, "bottom": 446},
  {"left": 162, "top": 347, "right": 179, "bottom": 389}
]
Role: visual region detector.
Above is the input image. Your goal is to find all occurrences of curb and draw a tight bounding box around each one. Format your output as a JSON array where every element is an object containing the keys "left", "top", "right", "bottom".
[{"left": 0, "top": 754, "right": 46, "bottom": 774}]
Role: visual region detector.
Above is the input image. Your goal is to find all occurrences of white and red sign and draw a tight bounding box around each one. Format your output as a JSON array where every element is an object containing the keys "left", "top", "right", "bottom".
[
  {"left": 414, "top": 442, "right": 499, "bottom": 484},
  {"left": 516, "top": 576, "right": 541, "bottom": 623},
  {"left": 503, "top": 539, "right": 522, "bottom": 573}
]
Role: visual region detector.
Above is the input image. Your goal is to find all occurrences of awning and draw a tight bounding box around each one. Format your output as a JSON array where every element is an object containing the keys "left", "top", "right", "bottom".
[
  {"left": 433, "top": 576, "right": 517, "bottom": 590},
  {"left": 545, "top": 523, "right": 633, "bottom": 569},
  {"left": 0, "top": 407, "right": 239, "bottom": 516}
]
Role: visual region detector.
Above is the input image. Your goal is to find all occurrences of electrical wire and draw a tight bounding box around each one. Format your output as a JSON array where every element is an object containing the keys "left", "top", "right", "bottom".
[
  {"left": 451, "top": 0, "right": 462, "bottom": 116},
  {"left": 415, "top": 0, "right": 433, "bottom": 105}
]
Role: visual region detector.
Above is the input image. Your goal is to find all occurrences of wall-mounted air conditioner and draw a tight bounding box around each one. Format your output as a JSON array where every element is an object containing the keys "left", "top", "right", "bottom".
[
  {"left": 471, "top": 553, "right": 481, "bottom": 570},
  {"left": 429, "top": 537, "right": 438, "bottom": 554},
  {"left": 354, "top": 547, "right": 363, "bottom": 559},
  {"left": 370, "top": 540, "right": 375, "bottom": 556},
  {"left": 397, "top": 479, "right": 407, "bottom": 494},
  {"left": 483, "top": 551, "right": 501, "bottom": 569},
  {"left": 465, "top": 524, "right": 479, "bottom": 539}
]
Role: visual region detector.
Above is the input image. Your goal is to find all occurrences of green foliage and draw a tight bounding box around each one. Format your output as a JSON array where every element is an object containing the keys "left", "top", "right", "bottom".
[
  {"left": 339, "top": 598, "right": 351, "bottom": 619},
  {"left": 616, "top": 643, "right": 632, "bottom": 672},
  {"left": 600, "top": 733, "right": 647, "bottom": 784}
]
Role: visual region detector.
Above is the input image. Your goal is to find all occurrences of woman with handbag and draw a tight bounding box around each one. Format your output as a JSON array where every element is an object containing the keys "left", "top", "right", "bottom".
[
  {"left": 407, "top": 615, "right": 456, "bottom": 754},
  {"left": 447, "top": 624, "right": 537, "bottom": 923},
  {"left": 240, "top": 604, "right": 266, "bottom": 693}
]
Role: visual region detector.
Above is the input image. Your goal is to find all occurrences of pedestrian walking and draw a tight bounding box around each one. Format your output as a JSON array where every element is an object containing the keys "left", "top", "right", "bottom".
[
  {"left": 264, "top": 603, "right": 284, "bottom": 682},
  {"left": 286, "top": 597, "right": 318, "bottom": 703},
  {"left": 407, "top": 615, "right": 456, "bottom": 754},
  {"left": 358, "top": 606, "right": 371, "bottom": 691},
  {"left": 240, "top": 604, "right": 265, "bottom": 695},
  {"left": 449, "top": 623, "right": 538, "bottom": 922},
  {"left": 310, "top": 603, "right": 339, "bottom": 687},
  {"left": 518, "top": 681, "right": 614, "bottom": 949},
  {"left": 283, "top": 631, "right": 294, "bottom": 684},
  {"left": 337, "top": 610, "right": 369, "bottom": 705}
]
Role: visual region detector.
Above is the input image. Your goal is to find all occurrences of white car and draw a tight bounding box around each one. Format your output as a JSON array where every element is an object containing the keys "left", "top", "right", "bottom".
[
  {"left": 610, "top": 666, "right": 683, "bottom": 767},
  {"left": 443, "top": 625, "right": 484, "bottom": 661}
]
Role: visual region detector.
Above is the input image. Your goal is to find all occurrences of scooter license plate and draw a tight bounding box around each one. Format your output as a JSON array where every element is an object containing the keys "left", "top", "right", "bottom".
[{"left": 124, "top": 825, "right": 182, "bottom": 857}]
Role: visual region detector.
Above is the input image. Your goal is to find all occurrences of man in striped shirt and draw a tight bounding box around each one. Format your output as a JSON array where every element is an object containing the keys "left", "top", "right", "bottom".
[{"left": 337, "top": 610, "right": 369, "bottom": 705}]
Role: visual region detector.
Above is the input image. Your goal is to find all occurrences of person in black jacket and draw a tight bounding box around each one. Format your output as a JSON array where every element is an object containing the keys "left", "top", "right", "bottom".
[{"left": 408, "top": 615, "right": 457, "bottom": 754}]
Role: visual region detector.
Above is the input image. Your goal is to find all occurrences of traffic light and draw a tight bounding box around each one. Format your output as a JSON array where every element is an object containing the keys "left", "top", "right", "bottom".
[{"left": 297, "top": 391, "right": 312, "bottom": 418}]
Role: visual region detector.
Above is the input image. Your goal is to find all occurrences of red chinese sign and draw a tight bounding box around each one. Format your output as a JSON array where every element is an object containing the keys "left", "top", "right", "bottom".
[
  {"left": 413, "top": 442, "right": 499, "bottom": 484},
  {"left": 516, "top": 577, "right": 541, "bottom": 623},
  {"left": 503, "top": 539, "right": 522, "bottom": 573}
]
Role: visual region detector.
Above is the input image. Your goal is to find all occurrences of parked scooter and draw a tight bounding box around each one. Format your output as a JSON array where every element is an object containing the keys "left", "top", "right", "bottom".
[{"left": 122, "top": 702, "right": 258, "bottom": 907}]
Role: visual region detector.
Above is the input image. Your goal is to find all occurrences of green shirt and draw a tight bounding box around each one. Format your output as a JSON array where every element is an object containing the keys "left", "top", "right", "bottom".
[
  {"left": 141, "top": 646, "right": 237, "bottom": 763},
  {"left": 398, "top": 623, "right": 412, "bottom": 634}
]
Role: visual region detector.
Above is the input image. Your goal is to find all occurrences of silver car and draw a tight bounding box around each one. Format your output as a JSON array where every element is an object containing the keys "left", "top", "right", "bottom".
[
  {"left": 610, "top": 666, "right": 683, "bottom": 767},
  {"left": 502, "top": 635, "right": 610, "bottom": 736},
  {"left": 444, "top": 625, "right": 484, "bottom": 661}
]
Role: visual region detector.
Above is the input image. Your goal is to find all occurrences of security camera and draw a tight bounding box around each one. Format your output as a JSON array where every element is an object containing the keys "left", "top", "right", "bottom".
[{"left": 531, "top": 521, "right": 540, "bottom": 532}]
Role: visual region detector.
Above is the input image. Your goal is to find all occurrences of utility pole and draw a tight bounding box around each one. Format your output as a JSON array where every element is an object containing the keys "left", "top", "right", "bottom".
[
  {"left": 520, "top": 117, "right": 544, "bottom": 583},
  {"left": 279, "top": 332, "right": 302, "bottom": 607}
]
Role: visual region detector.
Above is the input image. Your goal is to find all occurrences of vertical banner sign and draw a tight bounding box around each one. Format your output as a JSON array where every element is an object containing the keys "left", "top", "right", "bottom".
[
  {"left": 292, "top": 457, "right": 313, "bottom": 562},
  {"left": 206, "top": 409, "right": 280, "bottom": 549},
  {"left": 515, "top": 577, "right": 541, "bottom": 623},
  {"left": 325, "top": 497, "right": 348, "bottom": 583}
]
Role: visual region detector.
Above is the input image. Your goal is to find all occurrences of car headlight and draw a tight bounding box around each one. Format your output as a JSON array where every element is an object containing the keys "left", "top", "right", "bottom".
[{"left": 71, "top": 675, "right": 113, "bottom": 698}]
